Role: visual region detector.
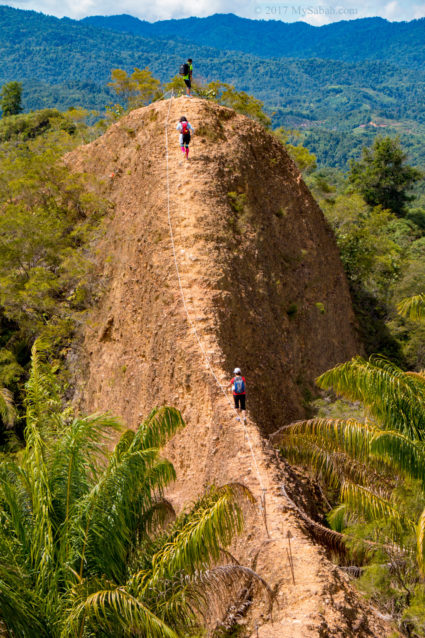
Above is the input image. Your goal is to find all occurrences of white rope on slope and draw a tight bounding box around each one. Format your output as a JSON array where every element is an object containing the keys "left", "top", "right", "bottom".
[{"left": 163, "top": 93, "right": 268, "bottom": 514}]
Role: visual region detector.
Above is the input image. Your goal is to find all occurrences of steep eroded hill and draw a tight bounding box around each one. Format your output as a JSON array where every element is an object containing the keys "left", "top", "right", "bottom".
[{"left": 68, "top": 97, "right": 390, "bottom": 637}]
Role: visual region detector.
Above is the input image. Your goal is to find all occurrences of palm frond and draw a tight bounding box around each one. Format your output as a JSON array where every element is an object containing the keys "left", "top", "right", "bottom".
[
  {"left": 280, "top": 418, "right": 379, "bottom": 460},
  {"left": 397, "top": 293, "right": 425, "bottom": 321},
  {"left": 405, "top": 370, "right": 425, "bottom": 384},
  {"left": 341, "top": 482, "right": 413, "bottom": 531},
  {"left": 131, "top": 406, "right": 185, "bottom": 452},
  {"left": 317, "top": 355, "right": 425, "bottom": 439},
  {"left": 73, "top": 450, "right": 176, "bottom": 582},
  {"left": 282, "top": 434, "right": 392, "bottom": 493},
  {"left": 149, "top": 485, "right": 249, "bottom": 584},
  {"left": 0, "top": 462, "right": 32, "bottom": 557},
  {"left": 49, "top": 413, "right": 121, "bottom": 524},
  {"left": 0, "top": 564, "right": 48, "bottom": 638},
  {"left": 194, "top": 564, "right": 273, "bottom": 612},
  {"left": 65, "top": 584, "right": 179, "bottom": 638},
  {"left": 21, "top": 415, "right": 55, "bottom": 591},
  {"left": 184, "top": 564, "right": 274, "bottom": 629},
  {"left": 144, "top": 498, "right": 177, "bottom": 535},
  {"left": 112, "top": 428, "right": 136, "bottom": 463},
  {"left": 416, "top": 506, "right": 425, "bottom": 576},
  {"left": 371, "top": 430, "right": 425, "bottom": 486},
  {"left": 24, "top": 338, "right": 62, "bottom": 432},
  {"left": 327, "top": 503, "right": 348, "bottom": 533},
  {"left": 0, "top": 386, "right": 16, "bottom": 427}
]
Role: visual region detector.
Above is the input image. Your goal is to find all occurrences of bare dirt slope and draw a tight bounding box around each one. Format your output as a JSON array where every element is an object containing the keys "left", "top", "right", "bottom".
[{"left": 69, "top": 97, "right": 391, "bottom": 636}]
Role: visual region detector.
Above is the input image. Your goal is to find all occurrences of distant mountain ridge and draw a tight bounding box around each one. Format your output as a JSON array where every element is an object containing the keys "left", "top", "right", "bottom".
[
  {"left": 81, "top": 13, "right": 425, "bottom": 67},
  {"left": 1, "top": 5, "right": 425, "bottom": 169}
]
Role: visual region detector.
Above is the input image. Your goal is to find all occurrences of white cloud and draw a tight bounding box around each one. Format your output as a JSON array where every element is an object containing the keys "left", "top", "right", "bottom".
[
  {"left": 413, "top": 3, "right": 425, "bottom": 18},
  {"left": 383, "top": 1, "right": 399, "bottom": 19},
  {"left": 6, "top": 0, "right": 250, "bottom": 20}
]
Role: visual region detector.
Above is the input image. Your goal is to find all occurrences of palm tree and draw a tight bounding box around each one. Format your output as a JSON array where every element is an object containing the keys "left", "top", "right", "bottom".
[
  {"left": 273, "top": 355, "right": 425, "bottom": 572},
  {"left": 398, "top": 293, "right": 425, "bottom": 322},
  {"left": 0, "top": 342, "right": 258, "bottom": 637}
]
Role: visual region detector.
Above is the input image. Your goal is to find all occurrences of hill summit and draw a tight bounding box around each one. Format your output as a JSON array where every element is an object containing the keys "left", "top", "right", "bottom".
[{"left": 69, "top": 97, "right": 391, "bottom": 636}]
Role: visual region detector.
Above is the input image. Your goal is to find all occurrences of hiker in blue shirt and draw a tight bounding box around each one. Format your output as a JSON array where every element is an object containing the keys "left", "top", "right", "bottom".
[{"left": 227, "top": 367, "right": 247, "bottom": 422}]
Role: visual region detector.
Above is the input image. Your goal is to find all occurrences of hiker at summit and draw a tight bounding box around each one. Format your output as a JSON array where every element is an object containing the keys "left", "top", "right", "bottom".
[
  {"left": 227, "top": 367, "right": 247, "bottom": 423},
  {"left": 176, "top": 116, "right": 194, "bottom": 159},
  {"left": 179, "top": 58, "right": 193, "bottom": 97}
]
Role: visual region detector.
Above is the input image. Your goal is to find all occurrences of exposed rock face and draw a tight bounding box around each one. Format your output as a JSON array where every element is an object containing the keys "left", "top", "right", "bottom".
[{"left": 69, "top": 97, "right": 391, "bottom": 636}]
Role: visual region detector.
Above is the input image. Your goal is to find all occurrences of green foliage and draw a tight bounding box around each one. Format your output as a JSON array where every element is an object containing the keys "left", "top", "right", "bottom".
[
  {"left": 1, "top": 81, "right": 22, "bottom": 117},
  {"left": 206, "top": 81, "right": 271, "bottom": 127},
  {"left": 309, "top": 162, "right": 425, "bottom": 368},
  {"left": 277, "top": 355, "right": 425, "bottom": 630},
  {"left": 0, "top": 108, "right": 80, "bottom": 143},
  {"left": 0, "top": 122, "right": 108, "bottom": 445},
  {"left": 163, "top": 75, "right": 186, "bottom": 97},
  {"left": 321, "top": 193, "right": 402, "bottom": 297},
  {"left": 348, "top": 136, "right": 422, "bottom": 216},
  {"left": 227, "top": 192, "right": 247, "bottom": 214},
  {"left": 0, "top": 386, "right": 15, "bottom": 428},
  {"left": 0, "top": 132, "right": 107, "bottom": 343},
  {"left": 398, "top": 294, "right": 425, "bottom": 322},
  {"left": 109, "top": 67, "right": 161, "bottom": 112},
  {"left": 0, "top": 349, "right": 251, "bottom": 637},
  {"left": 273, "top": 127, "right": 317, "bottom": 173}
]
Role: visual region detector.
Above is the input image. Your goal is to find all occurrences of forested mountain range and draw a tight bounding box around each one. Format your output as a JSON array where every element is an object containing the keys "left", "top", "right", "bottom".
[
  {"left": 1, "top": 5, "right": 425, "bottom": 168},
  {"left": 82, "top": 12, "right": 425, "bottom": 68}
]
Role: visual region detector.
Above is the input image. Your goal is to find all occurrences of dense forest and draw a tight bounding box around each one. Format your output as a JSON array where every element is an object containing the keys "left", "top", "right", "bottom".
[
  {"left": 1, "top": 6, "right": 425, "bottom": 170},
  {"left": 82, "top": 13, "right": 425, "bottom": 67}
]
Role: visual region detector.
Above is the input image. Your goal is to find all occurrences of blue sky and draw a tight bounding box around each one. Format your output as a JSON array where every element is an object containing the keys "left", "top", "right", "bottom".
[{"left": 4, "top": 0, "right": 425, "bottom": 24}]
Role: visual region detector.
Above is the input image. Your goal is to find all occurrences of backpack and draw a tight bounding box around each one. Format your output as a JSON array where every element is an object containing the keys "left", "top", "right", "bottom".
[
  {"left": 233, "top": 376, "right": 245, "bottom": 394},
  {"left": 179, "top": 63, "right": 190, "bottom": 76},
  {"left": 181, "top": 121, "right": 189, "bottom": 134}
]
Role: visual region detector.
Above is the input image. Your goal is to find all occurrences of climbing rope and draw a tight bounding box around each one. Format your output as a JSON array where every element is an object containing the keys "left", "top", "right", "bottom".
[{"left": 163, "top": 93, "right": 269, "bottom": 529}]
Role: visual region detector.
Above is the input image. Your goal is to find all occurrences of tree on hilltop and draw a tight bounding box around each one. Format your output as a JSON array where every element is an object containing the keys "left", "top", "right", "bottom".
[
  {"left": 108, "top": 67, "right": 161, "bottom": 112},
  {"left": 0, "top": 81, "right": 22, "bottom": 117}
]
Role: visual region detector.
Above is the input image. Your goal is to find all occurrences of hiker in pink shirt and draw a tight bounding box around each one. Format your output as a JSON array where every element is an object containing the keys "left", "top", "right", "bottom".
[{"left": 176, "top": 116, "right": 194, "bottom": 159}]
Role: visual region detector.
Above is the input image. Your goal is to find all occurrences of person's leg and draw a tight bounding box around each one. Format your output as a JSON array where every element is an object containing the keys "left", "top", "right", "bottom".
[
  {"left": 184, "top": 79, "right": 191, "bottom": 96},
  {"left": 179, "top": 133, "right": 185, "bottom": 154},
  {"left": 234, "top": 395, "right": 241, "bottom": 420},
  {"left": 240, "top": 394, "right": 246, "bottom": 422},
  {"left": 183, "top": 134, "right": 190, "bottom": 158}
]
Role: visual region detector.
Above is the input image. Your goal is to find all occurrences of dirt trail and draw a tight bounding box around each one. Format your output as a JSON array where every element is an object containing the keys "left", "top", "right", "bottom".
[{"left": 69, "top": 97, "right": 392, "bottom": 636}]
